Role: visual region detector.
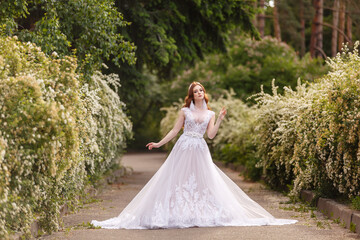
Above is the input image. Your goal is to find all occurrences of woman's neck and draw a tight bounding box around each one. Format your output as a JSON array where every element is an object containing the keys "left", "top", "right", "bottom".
[{"left": 194, "top": 99, "right": 204, "bottom": 110}]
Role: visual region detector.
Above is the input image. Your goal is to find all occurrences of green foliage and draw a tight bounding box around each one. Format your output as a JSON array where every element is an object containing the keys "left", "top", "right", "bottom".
[
  {"left": 254, "top": 42, "right": 360, "bottom": 198},
  {"left": 350, "top": 222, "right": 356, "bottom": 233},
  {"left": 0, "top": 36, "right": 131, "bottom": 238},
  {"left": 112, "top": 0, "right": 260, "bottom": 149},
  {"left": 116, "top": 0, "right": 259, "bottom": 80},
  {"left": 352, "top": 196, "right": 360, "bottom": 210},
  {"left": 274, "top": 0, "right": 313, "bottom": 55},
  {"left": 2, "top": 0, "right": 136, "bottom": 76},
  {"left": 165, "top": 36, "right": 327, "bottom": 105},
  {"left": 1, "top": 0, "right": 260, "bottom": 151},
  {"left": 0, "top": 0, "right": 29, "bottom": 34}
]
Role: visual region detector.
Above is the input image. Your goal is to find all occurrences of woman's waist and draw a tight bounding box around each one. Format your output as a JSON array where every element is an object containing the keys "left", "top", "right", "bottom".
[{"left": 182, "top": 131, "right": 204, "bottom": 139}]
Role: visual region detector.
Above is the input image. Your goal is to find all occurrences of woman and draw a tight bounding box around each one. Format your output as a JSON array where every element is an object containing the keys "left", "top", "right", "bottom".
[{"left": 91, "top": 82, "right": 297, "bottom": 229}]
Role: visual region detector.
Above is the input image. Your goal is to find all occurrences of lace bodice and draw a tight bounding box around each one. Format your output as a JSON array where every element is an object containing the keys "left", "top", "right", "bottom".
[
  {"left": 175, "top": 107, "right": 215, "bottom": 151},
  {"left": 182, "top": 107, "right": 215, "bottom": 136}
]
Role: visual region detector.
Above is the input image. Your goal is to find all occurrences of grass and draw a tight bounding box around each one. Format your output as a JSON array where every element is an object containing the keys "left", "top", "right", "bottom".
[
  {"left": 350, "top": 222, "right": 356, "bottom": 233},
  {"left": 351, "top": 196, "right": 360, "bottom": 210},
  {"left": 333, "top": 217, "right": 340, "bottom": 224},
  {"left": 64, "top": 221, "right": 101, "bottom": 235},
  {"left": 279, "top": 203, "right": 316, "bottom": 213},
  {"left": 316, "top": 221, "right": 325, "bottom": 229},
  {"left": 340, "top": 221, "right": 346, "bottom": 228}
]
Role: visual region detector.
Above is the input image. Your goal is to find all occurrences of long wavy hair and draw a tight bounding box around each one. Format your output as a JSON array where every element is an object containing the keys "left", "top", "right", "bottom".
[{"left": 183, "top": 82, "right": 210, "bottom": 109}]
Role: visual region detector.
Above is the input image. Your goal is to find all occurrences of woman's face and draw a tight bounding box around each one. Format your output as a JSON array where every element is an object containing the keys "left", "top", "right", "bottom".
[{"left": 193, "top": 85, "right": 204, "bottom": 101}]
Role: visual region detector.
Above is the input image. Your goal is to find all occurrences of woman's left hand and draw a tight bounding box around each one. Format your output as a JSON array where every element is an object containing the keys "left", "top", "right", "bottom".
[
  {"left": 219, "top": 107, "right": 227, "bottom": 121},
  {"left": 146, "top": 142, "right": 160, "bottom": 150}
]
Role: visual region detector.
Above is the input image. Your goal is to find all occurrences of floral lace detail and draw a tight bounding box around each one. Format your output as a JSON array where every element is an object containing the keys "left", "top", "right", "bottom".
[
  {"left": 182, "top": 107, "right": 214, "bottom": 134},
  {"left": 151, "top": 173, "right": 231, "bottom": 227},
  {"left": 176, "top": 108, "right": 215, "bottom": 151}
]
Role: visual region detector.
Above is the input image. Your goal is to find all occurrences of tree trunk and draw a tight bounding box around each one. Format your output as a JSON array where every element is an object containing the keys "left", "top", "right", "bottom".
[
  {"left": 273, "top": 0, "right": 281, "bottom": 41},
  {"left": 331, "top": 0, "right": 340, "bottom": 57},
  {"left": 317, "top": 0, "right": 323, "bottom": 58},
  {"left": 346, "top": 13, "right": 352, "bottom": 46},
  {"left": 310, "top": 0, "right": 324, "bottom": 58},
  {"left": 252, "top": 0, "right": 258, "bottom": 30},
  {"left": 299, "top": 0, "right": 306, "bottom": 57},
  {"left": 338, "top": 0, "right": 346, "bottom": 51},
  {"left": 257, "top": 0, "right": 265, "bottom": 38}
]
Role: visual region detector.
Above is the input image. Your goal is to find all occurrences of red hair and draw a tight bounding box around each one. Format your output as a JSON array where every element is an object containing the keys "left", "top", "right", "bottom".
[{"left": 183, "top": 82, "right": 210, "bottom": 109}]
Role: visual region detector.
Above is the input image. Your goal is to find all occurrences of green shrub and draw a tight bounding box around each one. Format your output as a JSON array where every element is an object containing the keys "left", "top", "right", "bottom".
[
  {"left": 163, "top": 36, "right": 327, "bottom": 104},
  {"left": 254, "top": 42, "right": 360, "bottom": 198},
  {"left": 351, "top": 196, "right": 360, "bottom": 210},
  {"left": 0, "top": 36, "right": 131, "bottom": 238},
  {"left": 252, "top": 80, "right": 309, "bottom": 190}
]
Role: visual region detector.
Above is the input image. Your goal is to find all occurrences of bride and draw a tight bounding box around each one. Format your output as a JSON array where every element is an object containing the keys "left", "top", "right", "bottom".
[{"left": 91, "top": 82, "right": 297, "bottom": 229}]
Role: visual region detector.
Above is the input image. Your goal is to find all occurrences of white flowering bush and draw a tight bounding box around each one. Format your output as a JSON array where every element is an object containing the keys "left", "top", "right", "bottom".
[
  {"left": 81, "top": 71, "right": 132, "bottom": 182},
  {"left": 0, "top": 36, "right": 131, "bottom": 238},
  {"left": 252, "top": 80, "right": 315, "bottom": 190},
  {"left": 254, "top": 43, "right": 360, "bottom": 198}
]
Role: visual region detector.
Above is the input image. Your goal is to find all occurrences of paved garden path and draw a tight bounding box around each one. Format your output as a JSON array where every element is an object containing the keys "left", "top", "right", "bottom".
[{"left": 42, "top": 153, "right": 359, "bottom": 240}]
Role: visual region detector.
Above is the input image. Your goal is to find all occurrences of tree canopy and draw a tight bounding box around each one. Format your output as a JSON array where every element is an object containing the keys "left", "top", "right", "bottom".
[
  {"left": 1, "top": 0, "right": 137, "bottom": 76},
  {"left": 114, "top": 0, "right": 259, "bottom": 79},
  {"left": 0, "top": 0, "right": 260, "bottom": 149}
]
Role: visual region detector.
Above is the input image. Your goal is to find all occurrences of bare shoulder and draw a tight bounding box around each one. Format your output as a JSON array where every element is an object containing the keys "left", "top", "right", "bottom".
[
  {"left": 180, "top": 107, "right": 189, "bottom": 116},
  {"left": 179, "top": 108, "right": 186, "bottom": 117}
]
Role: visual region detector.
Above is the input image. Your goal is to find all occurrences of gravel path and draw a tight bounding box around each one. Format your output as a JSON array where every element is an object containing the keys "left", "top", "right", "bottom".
[{"left": 41, "top": 153, "right": 359, "bottom": 240}]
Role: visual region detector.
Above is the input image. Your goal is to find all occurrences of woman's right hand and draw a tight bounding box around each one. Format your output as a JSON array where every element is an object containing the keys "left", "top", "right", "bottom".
[
  {"left": 146, "top": 142, "right": 160, "bottom": 150},
  {"left": 218, "top": 106, "right": 227, "bottom": 121}
]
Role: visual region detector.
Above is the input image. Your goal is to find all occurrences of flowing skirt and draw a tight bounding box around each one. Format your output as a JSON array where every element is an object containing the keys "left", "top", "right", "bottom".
[{"left": 91, "top": 136, "right": 297, "bottom": 229}]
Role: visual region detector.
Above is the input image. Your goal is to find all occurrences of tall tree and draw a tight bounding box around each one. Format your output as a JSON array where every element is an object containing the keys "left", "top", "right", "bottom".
[
  {"left": 299, "top": 0, "right": 306, "bottom": 57},
  {"left": 346, "top": 11, "right": 352, "bottom": 45},
  {"left": 338, "top": 0, "right": 346, "bottom": 51},
  {"left": 310, "top": 0, "right": 324, "bottom": 58},
  {"left": 332, "top": 0, "right": 340, "bottom": 57},
  {"left": 252, "top": 0, "right": 258, "bottom": 30},
  {"left": 257, "top": 0, "right": 265, "bottom": 38},
  {"left": 273, "top": 0, "right": 281, "bottom": 41},
  {"left": 276, "top": 0, "right": 313, "bottom": 57}
]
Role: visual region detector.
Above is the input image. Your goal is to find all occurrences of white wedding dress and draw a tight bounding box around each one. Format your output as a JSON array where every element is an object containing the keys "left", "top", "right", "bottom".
[{"left": 91, "top": 105, "right": 297, "bottom": 229}]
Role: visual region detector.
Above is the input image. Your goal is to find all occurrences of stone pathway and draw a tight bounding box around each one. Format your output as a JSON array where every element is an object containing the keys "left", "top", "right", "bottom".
[{"left": 41, "top": 153, "right": 360, "bottom": 240}]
